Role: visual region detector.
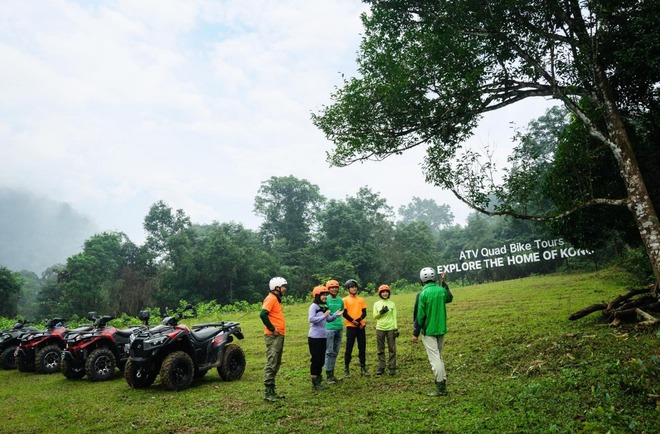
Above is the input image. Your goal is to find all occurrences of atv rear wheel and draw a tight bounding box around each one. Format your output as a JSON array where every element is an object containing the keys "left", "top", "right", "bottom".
[
  {"left": 86, "top": 348, "right": 116, "bottom": 381},
  {"left": 61, "top": 359, "right": 85, "bottom": 379},
  {"left": 35, "top": 345, "right": 62, "bottom": 374},
  {"left": 124, "top": 359, "right": 156, "bottom": 388},
  {"left": 0, "top": 346, "right": 17, "bottom": 370},
  {"left": 218, "top": 343, "right": 246, "bottom": 381},
  {"left": 160, "top": 351, "right": 194, "bottom": 391},
  {"left": 15, "top": 352, "right": 34, "bottom": 372}
]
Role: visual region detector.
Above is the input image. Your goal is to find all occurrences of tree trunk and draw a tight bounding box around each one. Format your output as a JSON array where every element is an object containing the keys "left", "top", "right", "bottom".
[{"left": 594, "top": 66, "right": 660, "bottom": 298}]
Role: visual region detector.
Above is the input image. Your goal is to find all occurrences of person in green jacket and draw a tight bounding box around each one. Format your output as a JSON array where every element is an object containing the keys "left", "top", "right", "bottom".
[
  {"left": 373, "top": 284, "right": 398, "bottom": 376},
  {"left": 413, "top": 267, "right": 453, "bottom": 396}
]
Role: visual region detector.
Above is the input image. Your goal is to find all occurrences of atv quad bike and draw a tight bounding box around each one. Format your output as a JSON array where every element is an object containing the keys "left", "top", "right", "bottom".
[
  {"left": 0, "top": 320, "right": 39, "bottom": 370},
  {"left": 15, "top": 318, "right": 93, "bottom": 374},
  {"left": 61, "top": 311, "right": 148, "bottom": 381},
  {"left": 125, "top": 305, "right": 246, "bottom": 391}
]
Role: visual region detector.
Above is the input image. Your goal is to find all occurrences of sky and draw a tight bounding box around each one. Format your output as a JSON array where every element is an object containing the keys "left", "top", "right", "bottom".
[{"left": 0, "top": 0, "right": 553, "bottom": 245}]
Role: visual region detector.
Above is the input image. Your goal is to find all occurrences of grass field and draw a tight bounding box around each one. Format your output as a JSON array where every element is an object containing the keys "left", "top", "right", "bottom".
[{"left": 0, "top": 269, "right": 658, "bottom": 433}]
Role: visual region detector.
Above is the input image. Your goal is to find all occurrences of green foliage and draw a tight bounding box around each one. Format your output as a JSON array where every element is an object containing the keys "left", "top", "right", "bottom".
[{"left": 0, "top": 266, "right": 21, "bottom": 317}]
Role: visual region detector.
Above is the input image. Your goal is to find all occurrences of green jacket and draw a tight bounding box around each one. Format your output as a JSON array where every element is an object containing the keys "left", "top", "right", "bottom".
[
  {"left": 325, "top": 295, "right": 344, "bottom": 331},
  {"left": 416, "top": 282, "right": 453, "bottom": 336}
]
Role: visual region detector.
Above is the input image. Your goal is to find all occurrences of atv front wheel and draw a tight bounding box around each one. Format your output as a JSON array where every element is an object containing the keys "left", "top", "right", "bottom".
[
  {"left": 35, "top": 345, "right": 62, "bottom": 374},
  {"left": 124, "top": 359, "right": 156, "bottom": 388},
  {"left": 15, "top": 352, "right": 34, "bottom": 372},
  {"left": 218, "top": 343, "right": 246, "bottom": 381},
  {"left": 86, "top": 348, "right": 116, "bottom": 381},
  {"left": 61, "top": 359, "right": 85, "bottom": 379},
  {"left": 0, "top": 346, "right": 17, "bottom": 370},
  {"left": 160, "top": 351, "right": 194, "bottom": 391}
]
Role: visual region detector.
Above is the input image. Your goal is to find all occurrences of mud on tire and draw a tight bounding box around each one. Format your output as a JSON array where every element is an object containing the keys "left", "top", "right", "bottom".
[
  {"left": 16, "top": 352, "right": 34, "bottom": 372},
  {"left": 218, "top": 343, "right": 246, "bottom": 381},
  {"left": 124, "top": 359, "right": 156, "bottom": 388},
  {"left": 0, "top": 346, "right": 17, "bottom": 370},
  {"left": 61, "top": 358, "right": 85, "bottom": 379},
  {"left": 160, "top": 351, "right": 194, "bottom": 391},
  {"left": 35, "top": 345, "right": 62, "bottom": 374},
  {"left": 86, "top": 348, "right": 116, "bottom": 381}
]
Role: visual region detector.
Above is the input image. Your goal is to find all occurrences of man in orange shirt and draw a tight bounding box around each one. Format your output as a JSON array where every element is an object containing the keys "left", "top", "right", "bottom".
[
  {"left": 260, "top": 276, "right": 287, "bottom": 402},
  {"left": 342, "top": 279, "right": 370, "bottom": 377}
]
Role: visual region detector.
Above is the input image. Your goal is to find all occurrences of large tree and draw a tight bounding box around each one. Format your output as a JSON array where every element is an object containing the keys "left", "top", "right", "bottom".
[{"left": 312, "top": 0, "right": 660, "bottom": 296}]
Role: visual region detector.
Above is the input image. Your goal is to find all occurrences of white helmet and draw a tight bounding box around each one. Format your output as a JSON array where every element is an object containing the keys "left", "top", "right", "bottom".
[
  {"left": 269, "top": 277, "right": 288, "bottom": 290},
  {"left": 419, "top": 267, "right": 436, "bottom": 283}
]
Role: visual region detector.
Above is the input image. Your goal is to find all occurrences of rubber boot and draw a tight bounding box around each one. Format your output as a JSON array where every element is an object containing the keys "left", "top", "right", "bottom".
[
  {"left": 264, "top": 384, "right": 285, "bottom": 402},
  {"left": 426, "top": 380, "right": 448, "bottom": 397},
  {"left": 344, "top": 365, "right": 350, "bottom": 378},
  {"left": 360, "top": 364, "right": 370, "bottom": 376},
  {"left": 312, "top": 376, "right": 327, "bottom": 391},
  {"left": 389, "top": 368, "right": 396, "bottom": 376},
  {"left": 375, "top": 368, "right": 385, "bottom": 377},
  {"left": 326, "top": 370, "right": 338, "bottom": 384}
]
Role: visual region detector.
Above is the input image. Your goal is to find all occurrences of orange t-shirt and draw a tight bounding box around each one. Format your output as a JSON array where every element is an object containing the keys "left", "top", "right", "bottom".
[
  {"left": 262, "top": 292, "right": 286, "bottom": 335},
  {"left": 343, "top": 295, "right": 367, "bottom": 328}
]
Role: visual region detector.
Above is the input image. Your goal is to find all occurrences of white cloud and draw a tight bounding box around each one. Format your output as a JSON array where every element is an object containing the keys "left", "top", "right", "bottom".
[{"left": 0, "top": 0, "right": 550, "bottom": 245}]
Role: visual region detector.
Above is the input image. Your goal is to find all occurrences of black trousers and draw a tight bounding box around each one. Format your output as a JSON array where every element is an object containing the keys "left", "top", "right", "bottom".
[
  {"left": 308, "top": 337, "right": 326, "bottom": 376},
  {"left": 344, "top": 326, "right": 366, "bottom": 366}
]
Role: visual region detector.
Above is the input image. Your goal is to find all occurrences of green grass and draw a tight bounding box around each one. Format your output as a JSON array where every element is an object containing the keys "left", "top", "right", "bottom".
[{"left": 1, "top": 269, "right": 658, "bottom": 433}]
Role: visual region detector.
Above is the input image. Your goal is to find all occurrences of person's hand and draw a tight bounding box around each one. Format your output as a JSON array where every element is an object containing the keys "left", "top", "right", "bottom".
[
  {"left": 379, "top": 306, "right": 389, "bottom": 315},
  {"left": 412, "top": 335, "right": 418, "bottom": 344},
  {"left": 324, "top": 310, "right": 330, "bottom": 316},
  {"left": 272, "top": 329, "right": 280, "bottom": 336},
  {"left": 336, "top": 309, "right": 344, "bottom": 316},
  {"left": 352, "top": 319, "right": 360, "bottom": 326},
  {"left": 394, "top": 329, "right": 399, "bottom": 338},
  {"left": 441, "top": 271, "right": 446, "bottom": 281}
]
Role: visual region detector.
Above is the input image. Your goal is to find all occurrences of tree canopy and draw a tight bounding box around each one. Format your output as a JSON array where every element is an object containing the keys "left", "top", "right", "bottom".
[{"left": 312, "top": 0, "right": 660, "bottom": 291}]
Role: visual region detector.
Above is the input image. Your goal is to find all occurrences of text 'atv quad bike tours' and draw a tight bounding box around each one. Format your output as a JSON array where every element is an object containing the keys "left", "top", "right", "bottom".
[
  {"left": 15, "top": 318, "right": 93, "bottom": 374},
  {"left": 61, "top": 311, "right": 149, "bottom": 381},
  {"left": 125, "top": 305, "right": 246, "bottom": 391},
  {"left": 0, "top": 320, "right": 39, "bottom": 370}
]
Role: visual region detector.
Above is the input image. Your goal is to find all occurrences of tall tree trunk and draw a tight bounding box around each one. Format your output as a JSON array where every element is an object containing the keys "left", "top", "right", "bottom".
[{"left": 595, "top": 67, "right": 660, "bottom": 298}]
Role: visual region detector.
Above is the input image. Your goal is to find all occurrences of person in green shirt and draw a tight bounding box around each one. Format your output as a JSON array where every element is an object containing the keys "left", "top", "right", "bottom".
[
  {"left": 373, "top": 284, "right": 398, "bottom": 376},
  {"left": 413, "top": 268, "right": 453, "bottom": 396},
  {"left": 324, "top": 279, "right": 344, "bottom": 384}
]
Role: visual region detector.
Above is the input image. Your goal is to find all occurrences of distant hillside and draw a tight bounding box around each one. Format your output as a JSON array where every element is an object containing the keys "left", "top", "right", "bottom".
[{"left": 0, "top": 188, "right": 97, "bottom": 273}]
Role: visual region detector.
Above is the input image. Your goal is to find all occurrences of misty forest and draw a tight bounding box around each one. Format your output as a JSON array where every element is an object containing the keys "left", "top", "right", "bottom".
[{"left": 0, "top": 104, "right": 657, "bottom": 323}]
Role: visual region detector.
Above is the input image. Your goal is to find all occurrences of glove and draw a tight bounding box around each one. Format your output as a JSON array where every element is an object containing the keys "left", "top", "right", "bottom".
[
  {"left": 394, "top": 329, "right": 399, "bottom": 338},
  {"left": 379, "top": 306, "right": 389, "bottom": 315}
]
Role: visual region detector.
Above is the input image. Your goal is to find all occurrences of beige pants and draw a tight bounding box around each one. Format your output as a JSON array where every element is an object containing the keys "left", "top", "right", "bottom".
[{"left": 422, "top": 334, "right": 446, "bottom": 382}]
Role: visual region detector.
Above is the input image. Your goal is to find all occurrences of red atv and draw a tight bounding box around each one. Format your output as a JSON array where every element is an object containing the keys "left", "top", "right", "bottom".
[
  {"left": 61, "top": 312, "right": 148, "bottom": 381},
  {"left": 15, "top": 318, "right": 92, "bottom": 374},
  {"left": 125, "top": 305, "right": 246, "bottom": 391}
]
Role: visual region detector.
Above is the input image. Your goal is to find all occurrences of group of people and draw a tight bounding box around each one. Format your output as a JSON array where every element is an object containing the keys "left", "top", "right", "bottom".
[{"left": 259, "top": 267, "right": 453, "bottom": 401}]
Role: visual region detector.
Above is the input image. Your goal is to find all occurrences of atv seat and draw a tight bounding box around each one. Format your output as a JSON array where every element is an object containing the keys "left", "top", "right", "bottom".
[
  {"left": 190, "top": 327, "right": 221, "bottom": 342},
  {"left": 114, "top": 329, "right": 136, "bottom": 338}
]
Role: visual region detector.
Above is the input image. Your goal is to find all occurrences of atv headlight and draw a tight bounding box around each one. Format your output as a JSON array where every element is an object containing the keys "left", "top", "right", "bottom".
[{"left": 143, "top": 335, "right": 169, "bottom": 350}]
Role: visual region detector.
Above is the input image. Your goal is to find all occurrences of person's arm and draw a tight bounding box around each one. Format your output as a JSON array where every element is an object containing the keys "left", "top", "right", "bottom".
[
  {"left": 260, "top": 309, "right": 275, "bottom": 333},
  {"left": 359, "top": 307, "right": 367, "bottom": 321},
  {"left": 412, "top": 293, "right": 421, "bottom": 337},
  {"left": 309, "top": 304, "right": 328, "bottom": 324},
  {"left": 442, "top": 281, "right": 453, "bottom": 303}
]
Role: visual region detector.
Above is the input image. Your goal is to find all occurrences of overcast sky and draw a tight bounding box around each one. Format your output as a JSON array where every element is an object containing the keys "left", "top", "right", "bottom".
[{"left": 1, "top": 0, "right": 552, "bottom": 244}]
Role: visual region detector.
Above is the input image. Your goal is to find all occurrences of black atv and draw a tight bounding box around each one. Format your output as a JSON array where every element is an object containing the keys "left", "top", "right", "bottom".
[
  {"left": 15, "top": 318, "right": 93, "bottom": 374},
  {"left": 125, "top": 305, "right": 246, "bottom": 391},
  {"left": 61, "top": 312, "right": 148, "bottom": 381},
  {"left": 0, "top": 320, "right": 39, "bottom": 370}
]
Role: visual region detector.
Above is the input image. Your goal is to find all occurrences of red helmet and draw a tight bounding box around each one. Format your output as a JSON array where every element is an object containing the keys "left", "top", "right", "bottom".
[
  {"left": 377, "top": 284, "right": 391, "bottom": 294},
  {"left": 325, "top": 279, "right": 340, "bottom": 290},
  {"left": 312, "top": 285, "right": 329, "bottom": 298}
]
